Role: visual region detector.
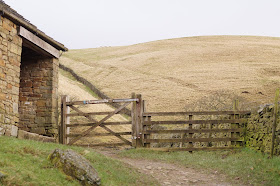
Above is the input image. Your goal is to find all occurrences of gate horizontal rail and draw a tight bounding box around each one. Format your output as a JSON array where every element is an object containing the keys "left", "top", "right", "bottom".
[
  {"left": 143, "top": 111, "right": 250, "bottom": 116},
  {"left": 143, "top": 128, "right": 244, "bottom": 134},
  {"left": 143, "top": 119, "right": 247, "bottom": 125},
  {"left": 67, "top": 121, "right": 131, "bottom": 127},
  {"left": 67, "top": 132, "right": 132, "bottom": 137},
  {"left": 66, "top": 98, "right": 139, "bottom": 106}
]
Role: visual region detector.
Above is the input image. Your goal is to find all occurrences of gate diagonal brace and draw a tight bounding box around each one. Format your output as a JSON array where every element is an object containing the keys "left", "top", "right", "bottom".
[
  {"left": 69, "top": 105, "right": 131, "bottom": 144},
  {"left": 68, "top": 102, "right": 131, "bottom": 145}
]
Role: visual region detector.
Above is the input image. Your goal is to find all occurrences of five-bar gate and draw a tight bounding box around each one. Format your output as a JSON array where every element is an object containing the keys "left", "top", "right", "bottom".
[{"left": 60, "top": 93, "right": 251, "bottom": 151}]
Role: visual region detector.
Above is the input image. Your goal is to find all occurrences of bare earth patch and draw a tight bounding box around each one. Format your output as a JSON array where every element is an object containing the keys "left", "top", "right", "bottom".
[{"left": 98, "top": 150, "right": 232, "bottom": 186}]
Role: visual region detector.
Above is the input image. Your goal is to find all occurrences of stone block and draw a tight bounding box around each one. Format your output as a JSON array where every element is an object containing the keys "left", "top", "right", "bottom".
[
  {"left": 0, "top": 59, "right": 5, "bottom": 67},
  {"left": 13, "top": 103, "right": 18, "bottom": 114},
  {"left": 4, "top": 127, "right": 11, "bottom": 136},
  {"left": 30, "top": 127, "right": 46, "bottom": 135},
  {"left": 0, "top": 92, "right": 5, "bottom": 100},
  {"left": 35, "top": 117, "right": 46, "bottom": 124},
  {"left": 28, "top": 132, "right": 40, "bottom": 141},
  {"left": 2, "top": 21, "right": 12, "bottom": 32},
  {"left": 40, "top": 136, "right": 55, "bottom": 143},
  {"left": 18, "top": 130, "right": 28, "bottom": 139},
  {"left": 37, "top": 100, "right": 46, "bottom": 107},
  {"left": 10, "top": 125, "right": 18, "bottom": 137},
  {"left": 0, "top": 72, "right": 5, "bottom": 79}
]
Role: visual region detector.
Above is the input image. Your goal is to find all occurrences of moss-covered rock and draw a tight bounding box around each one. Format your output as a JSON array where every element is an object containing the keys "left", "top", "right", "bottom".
[
  {"left": 48, "top": 149, "right": 101, "bottom": 186},
  {"left": 246, "top": 104, "right": 280, "bottom": 155}
]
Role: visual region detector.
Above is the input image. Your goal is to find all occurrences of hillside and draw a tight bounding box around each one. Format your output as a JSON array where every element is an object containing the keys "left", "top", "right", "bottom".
[{"left": 60, "top": 36, "right": 280, "bottom": 112}]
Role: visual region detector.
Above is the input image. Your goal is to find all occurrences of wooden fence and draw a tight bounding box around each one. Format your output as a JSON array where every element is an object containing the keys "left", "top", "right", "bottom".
[{"left": 60, "top": 94, "right": 251, "bottom": 151}]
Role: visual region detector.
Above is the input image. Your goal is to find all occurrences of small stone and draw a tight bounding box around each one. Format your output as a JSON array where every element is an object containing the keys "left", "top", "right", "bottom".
[
  {"left": 146, "top": 166, "right": 152, "bottom": 170},
  {"left": 163, "top": 182, "right": 171, "bottom": 185}
]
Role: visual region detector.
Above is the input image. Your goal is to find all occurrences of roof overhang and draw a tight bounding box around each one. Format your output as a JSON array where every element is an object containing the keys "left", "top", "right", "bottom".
[
  {"left": 0, "top": 3, "right": 68, "bottom": 52},
  {"left": 19, "top": 26, "right": 60, "bottom": 58}
]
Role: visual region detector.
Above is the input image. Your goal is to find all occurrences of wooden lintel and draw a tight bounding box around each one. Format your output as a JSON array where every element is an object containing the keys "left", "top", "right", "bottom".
[{"left": 18, "top": 26, "right": 60, "bottom": 58}]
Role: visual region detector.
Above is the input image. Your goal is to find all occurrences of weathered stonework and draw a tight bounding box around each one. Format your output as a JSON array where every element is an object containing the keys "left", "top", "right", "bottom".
[
  {"left": 246, "top": 104, "right": 280, "bottom": 155},
  {"left": 0, "top": 16, "right": 60, "bottom": 138},
  {"left": 0, "top": 17, "right": 22, "bottom": 127},
  {"left": 0, "top": 1, "right": 67, "bottom": 140},
  {"left": 19, "top": 57, "right": 59, "bottom": 137}
]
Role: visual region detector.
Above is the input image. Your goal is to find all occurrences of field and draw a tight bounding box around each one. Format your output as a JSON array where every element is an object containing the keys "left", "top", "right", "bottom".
[{"left": 60, "top": 36, "right": 280, "bottom": 112}]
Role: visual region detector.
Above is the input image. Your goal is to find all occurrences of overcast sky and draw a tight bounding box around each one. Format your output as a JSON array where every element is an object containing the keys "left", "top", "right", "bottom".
[{"left": 4, "top": 0, "right": 280, "bottom": 49}]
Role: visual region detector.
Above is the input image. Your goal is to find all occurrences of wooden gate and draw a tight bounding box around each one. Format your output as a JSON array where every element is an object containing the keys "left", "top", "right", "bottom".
[
  {"left": 60, "top": 93, "right": 250, "bottom": 151},
  {"left": 59, "top": 93, "right": 141, "bottom": 147}
]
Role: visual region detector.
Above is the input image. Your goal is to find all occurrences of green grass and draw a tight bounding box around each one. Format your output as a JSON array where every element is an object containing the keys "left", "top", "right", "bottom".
[
  {"left": 119, "top": 148, "right": 280, "bottom": 185},
  {"left": 0, "top": 136, "right": 158, "bottom": 186}
]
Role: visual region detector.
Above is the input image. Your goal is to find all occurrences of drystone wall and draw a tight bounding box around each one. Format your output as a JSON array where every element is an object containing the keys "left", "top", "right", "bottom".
[
  {"left": 246, "top": 104, "right": 280, "bottom": 155},
  {"left": 0, "top": 17, "right": 22, "bottom": 127}
]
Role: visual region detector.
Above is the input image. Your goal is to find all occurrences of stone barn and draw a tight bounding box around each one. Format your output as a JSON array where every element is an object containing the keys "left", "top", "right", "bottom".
[{"left": 0, "top": 1, "right": 67, "bottom": 137}]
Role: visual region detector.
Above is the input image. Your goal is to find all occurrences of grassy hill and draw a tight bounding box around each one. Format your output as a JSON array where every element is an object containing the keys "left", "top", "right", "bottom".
[{"left": 60, "top": 36, "right": 280, "bottom": 112}]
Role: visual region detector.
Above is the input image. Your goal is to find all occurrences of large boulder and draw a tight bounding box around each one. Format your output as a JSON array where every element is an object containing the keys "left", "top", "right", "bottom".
[{"left": 48, "top": 149, "right": 101, "bottom": 186}]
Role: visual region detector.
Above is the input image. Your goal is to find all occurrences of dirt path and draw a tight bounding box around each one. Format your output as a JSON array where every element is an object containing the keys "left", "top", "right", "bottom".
[{"left": 97, "top": 149, "right": 232, "bottom": 186}]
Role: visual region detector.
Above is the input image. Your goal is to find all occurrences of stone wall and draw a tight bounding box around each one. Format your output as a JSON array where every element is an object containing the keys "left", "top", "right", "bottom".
[
  {"left": 246, "top": 104, "right": 280, "bottom": 155},
  {"left": 0, "top": 15, "right": 60, "bottom": 138},
  {"left": 19, "top": 58, "right": 59, "bottom": 137},
  {"left": 0, "top": 17, "right": 22, "bottom": 127}
]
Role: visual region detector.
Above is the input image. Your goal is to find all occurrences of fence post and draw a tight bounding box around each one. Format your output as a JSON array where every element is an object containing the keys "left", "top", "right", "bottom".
[
  {"left": 234, "top": 99, "right": 242, "bottom": 147},
  {"left": 60, "top": 95, "right": 66, "bottom": 144},
  {"left": 142, "top": 101, "right": 151, "bottom": 148},
  {"left": 188, "top": 115, "right": 193, "bottom": 153},
  {"left": 65, "top": 96, "right": 70, "bottom": 144},
  {"left": 136, "top": 94, "right": 143, "bottom": 148},
  {"left": 271, "top": 88, "right": 279, "bottom": 157},
  {"left": 131, "top": 93, "right": 137, "bottom": 147},
  {"left": 60, "top": 95, "right": 70, "bottom": 144}
]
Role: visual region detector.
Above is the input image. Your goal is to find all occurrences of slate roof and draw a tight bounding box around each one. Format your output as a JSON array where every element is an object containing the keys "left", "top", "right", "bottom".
[{"left": 0, "top": 0, "right": 68, "bottom": 51}]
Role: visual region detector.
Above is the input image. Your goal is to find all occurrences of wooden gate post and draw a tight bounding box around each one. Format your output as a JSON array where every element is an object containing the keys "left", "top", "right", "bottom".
[
  {"left": 136, "top": 94, "right": 144, "bottom": 148},
  {"left": 131, "top": 93, "right": 137, "bottom": 147},
  {"left": 60, "top": 95, "right": 70, "bottom": 144}
]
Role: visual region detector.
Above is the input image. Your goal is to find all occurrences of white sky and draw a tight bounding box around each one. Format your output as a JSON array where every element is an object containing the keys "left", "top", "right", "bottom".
[{"left": 4, "top": 0, "right": 280, "bottom": 49}]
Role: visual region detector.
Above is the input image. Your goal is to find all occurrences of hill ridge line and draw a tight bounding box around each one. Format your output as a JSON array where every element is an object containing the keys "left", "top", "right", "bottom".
[{"left": 59, "top": 63, "right": 131, "bottom": 116}]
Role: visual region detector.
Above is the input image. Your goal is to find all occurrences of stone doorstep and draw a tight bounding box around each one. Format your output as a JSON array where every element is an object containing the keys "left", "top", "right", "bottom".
[
  {"left": 17, "top": 129, "right": 55, "bottom": 143},
  {"left": 0, "top": 125, "right": 56, "bottom": 143}
]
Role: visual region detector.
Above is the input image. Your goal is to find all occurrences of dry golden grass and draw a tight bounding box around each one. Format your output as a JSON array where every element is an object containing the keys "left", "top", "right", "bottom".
[{"left": 60, "top": 35, "right": 280, "bottom": 112}]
